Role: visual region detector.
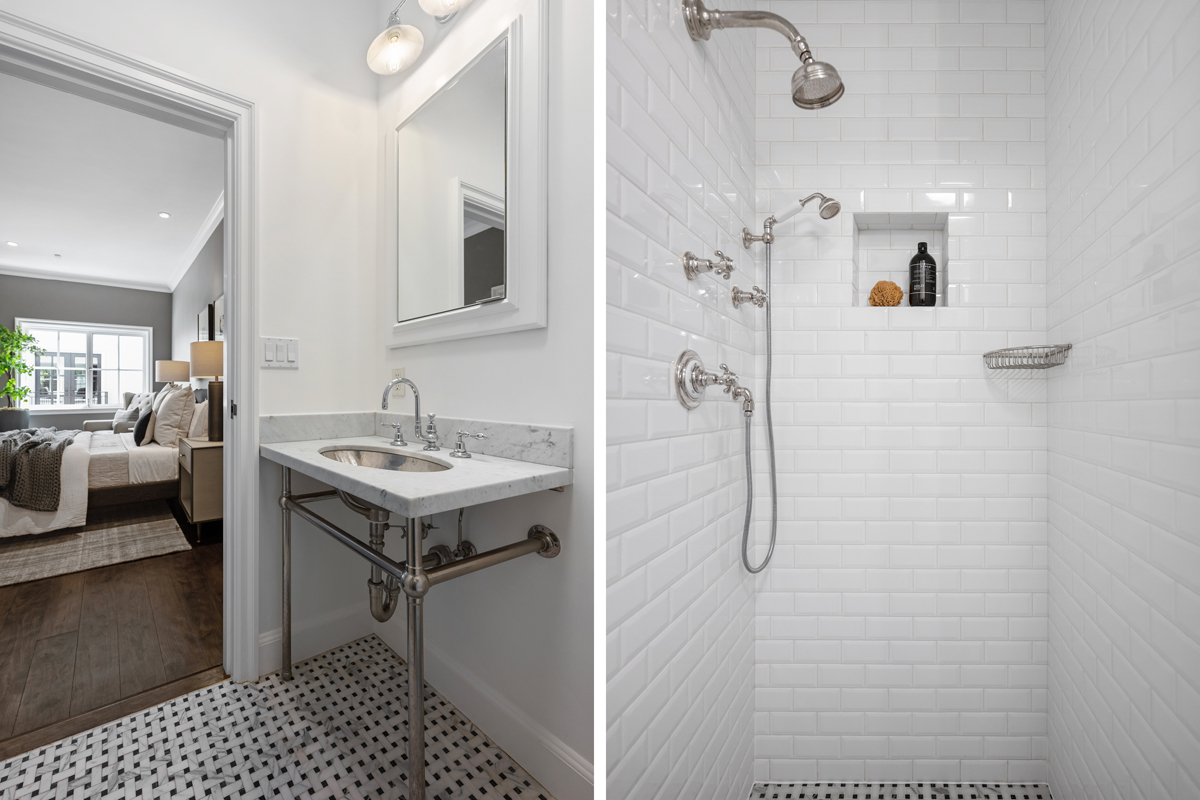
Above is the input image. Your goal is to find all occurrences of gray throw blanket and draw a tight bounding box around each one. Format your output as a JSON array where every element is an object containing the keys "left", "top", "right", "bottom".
[{"left": 0, "top": 427, "right": 79, "bottom": 512}]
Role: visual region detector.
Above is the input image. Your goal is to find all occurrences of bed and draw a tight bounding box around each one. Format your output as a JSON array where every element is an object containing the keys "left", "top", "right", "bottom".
[{"left": 0, "top": 385, "right": 206, "bottom": 536}]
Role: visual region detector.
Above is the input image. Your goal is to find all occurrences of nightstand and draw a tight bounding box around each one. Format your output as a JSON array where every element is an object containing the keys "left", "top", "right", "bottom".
[{"left": 179, "top": 437, "right": 223, "bottom": 539}]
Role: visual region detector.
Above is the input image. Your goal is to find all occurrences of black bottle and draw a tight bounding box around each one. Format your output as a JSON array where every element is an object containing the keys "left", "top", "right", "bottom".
[{"left": 908, "top": 242, "right": 937, "bottom": 306}]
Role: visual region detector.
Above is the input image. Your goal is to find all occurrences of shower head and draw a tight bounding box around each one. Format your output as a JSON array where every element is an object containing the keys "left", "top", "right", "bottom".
[
  {"left": 682, "top": 0, "right": 843, "bottom": 110},
  {"left": 792, "top": 60, "right": 844, "bottom": 110},
  {"left": 769, "top": 193, "right": 841, "bottom": 225}
]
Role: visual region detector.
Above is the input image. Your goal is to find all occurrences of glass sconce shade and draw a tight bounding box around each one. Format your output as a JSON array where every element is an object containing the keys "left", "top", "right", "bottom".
[
  {"left": 417, "top": 0, "right": 476, "bottom": 17},
  {"left": 367, "top": 23, "right": 424, "bottom": 74}
]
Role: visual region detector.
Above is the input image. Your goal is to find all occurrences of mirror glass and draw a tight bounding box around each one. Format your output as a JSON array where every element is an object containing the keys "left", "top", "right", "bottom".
[{"left": 396, "top": 38, "right": 507, "bottom": 323}]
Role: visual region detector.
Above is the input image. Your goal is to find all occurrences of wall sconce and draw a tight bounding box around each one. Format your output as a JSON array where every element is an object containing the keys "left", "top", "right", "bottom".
[
  {"left": 417, "top": 0, "right": 477, "bottom": 24},
  {"left": 367, "top": 1, "right": 425, "bottom": 75}
]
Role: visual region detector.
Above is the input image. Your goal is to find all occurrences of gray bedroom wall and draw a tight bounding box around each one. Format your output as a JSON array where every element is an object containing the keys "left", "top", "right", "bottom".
[
  {"left": 171, "top": 221, "right": 223, "bottom": 369},
  {"left": 0, "top": 273, "right": 172, "bottom": 429}
]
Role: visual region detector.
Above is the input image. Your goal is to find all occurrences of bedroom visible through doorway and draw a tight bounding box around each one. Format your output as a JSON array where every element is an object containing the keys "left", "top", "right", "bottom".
[{"left": 0, "top": 65, "right": 229, "bottom": 756}]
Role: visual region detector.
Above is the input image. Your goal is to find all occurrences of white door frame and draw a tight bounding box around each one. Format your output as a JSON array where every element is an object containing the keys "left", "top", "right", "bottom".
[{"left": 0, "top": 11, "right": 261, "bottom": 682}]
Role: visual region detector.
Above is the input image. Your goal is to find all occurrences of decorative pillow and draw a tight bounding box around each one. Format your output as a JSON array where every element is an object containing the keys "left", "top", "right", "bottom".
[
  {"left": 153, "top": 385, "right": 195, "bottom": 448},
  {"left": 189, "top": 400, "right": 209, "bottom": 439},
  {"left": 133, "top": 407, "right": 156, "bottom": 446},
  {"left": 113, "top": 406, "right": 141, "bottom": 426}
]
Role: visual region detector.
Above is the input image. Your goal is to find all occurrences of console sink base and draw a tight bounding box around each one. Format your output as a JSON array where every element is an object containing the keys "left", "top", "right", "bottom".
[{"left": 276, "top": 466, "right": 561, "bottom": 800}]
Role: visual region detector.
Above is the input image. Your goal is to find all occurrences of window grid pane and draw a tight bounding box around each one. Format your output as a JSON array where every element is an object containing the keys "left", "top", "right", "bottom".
[{"left": 17, "top": 324, "right": 149, "bottom": 410}]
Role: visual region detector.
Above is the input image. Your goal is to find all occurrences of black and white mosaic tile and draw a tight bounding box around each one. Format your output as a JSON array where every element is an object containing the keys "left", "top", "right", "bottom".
[
  {"left": 751, "top": 783, "right": 1053, "bottom": 800},
  {"left": 0, "top": 635, "right": 552, "bottom": 800}
]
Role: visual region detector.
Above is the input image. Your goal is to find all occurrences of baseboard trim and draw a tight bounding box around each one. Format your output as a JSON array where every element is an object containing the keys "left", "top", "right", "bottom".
[
  {"left": 258, "top": 603, "right": 370, "bottom": 674},
  {"left": 259, "top": 606, "right": 592, "bottom": 800},
  {"left": 407, "top": 632, "right": 594, "bottom": 800}
]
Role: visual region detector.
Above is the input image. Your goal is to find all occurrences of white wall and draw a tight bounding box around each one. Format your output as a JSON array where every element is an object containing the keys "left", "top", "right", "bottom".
[
  {"left": 753, "top": 0, "right": 1050, "bottom": 785},
  {"left": 374, "top": 2, "right": 594, "bottom": 799},
  {"left": 606, "top": 0, "right": 759, "bottom": 797},
  {"left": 1043, "top": 0, "right": 1200, "bottom": 798}
]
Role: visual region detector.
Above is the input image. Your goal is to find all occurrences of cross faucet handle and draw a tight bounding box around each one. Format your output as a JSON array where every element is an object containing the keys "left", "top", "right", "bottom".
[
  {"left": 421, "top": 413, "right": 440, "bottom": 451},
  {"left": 712, "top": 250, "right": 734, "bottom": 279},
  {"left": 717, "top": 363, "right": 739, "bottom": 393}
]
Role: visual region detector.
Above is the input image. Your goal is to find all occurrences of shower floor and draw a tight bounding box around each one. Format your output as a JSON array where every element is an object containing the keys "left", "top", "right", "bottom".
[
  {"left": 0, "top": 634, "right": 551, "bottom": 800},
  {"left": 751, "top": 783, "right": 1052, "bottom": 799}
]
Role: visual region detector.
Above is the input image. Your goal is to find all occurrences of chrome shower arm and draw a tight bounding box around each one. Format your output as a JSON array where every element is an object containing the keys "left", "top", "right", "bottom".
[{"left": 683, "top": 0, "right": 812, "bottom": 61}]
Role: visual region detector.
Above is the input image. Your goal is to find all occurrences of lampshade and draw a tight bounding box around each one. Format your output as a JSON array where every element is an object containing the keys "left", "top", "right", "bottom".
[
  {"left": 367, "top": 22, "right": 424, "bottom": 74},
  {"left": 189, "top": 341, "right": 223, "bottom": 380},
  {"left": 155, "top": 360, "right": 190, "bottom": 383},
  {"left": 418, "top": 0, "right": 476, "bottom": 16}
]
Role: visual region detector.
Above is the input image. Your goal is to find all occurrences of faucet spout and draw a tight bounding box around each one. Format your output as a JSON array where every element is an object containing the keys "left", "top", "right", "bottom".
[{"left": 381, "top": 377, "right": 439, "bottom": 449}]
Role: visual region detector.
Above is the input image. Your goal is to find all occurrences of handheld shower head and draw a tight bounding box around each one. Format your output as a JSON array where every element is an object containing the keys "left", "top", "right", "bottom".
[
  {"left": 683, "top": 0, "right": 843, "bottom": 110},
  {"left": 769, "top": 193, "right": 841, "bottom": 225}
]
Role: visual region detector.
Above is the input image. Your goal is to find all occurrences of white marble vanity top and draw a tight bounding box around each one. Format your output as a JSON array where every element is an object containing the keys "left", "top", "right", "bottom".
[{"left": 260, "top": 435, "right": 571, "bottom": 518}]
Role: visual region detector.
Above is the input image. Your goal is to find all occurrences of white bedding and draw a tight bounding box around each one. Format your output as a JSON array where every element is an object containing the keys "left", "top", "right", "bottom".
[
  {"left": 88, "top": 432, "right": 177, "bottom": 487},
  {"left": 0, "top": 430, "right": 91, "bottom": 538}
]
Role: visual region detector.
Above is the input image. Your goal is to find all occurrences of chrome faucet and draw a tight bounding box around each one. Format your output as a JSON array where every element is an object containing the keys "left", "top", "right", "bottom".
[{"left": 381, "top": 377, "right": 440, "bottom": 450}]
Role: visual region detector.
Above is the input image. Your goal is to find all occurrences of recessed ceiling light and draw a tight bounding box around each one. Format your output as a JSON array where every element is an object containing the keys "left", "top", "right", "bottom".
[
  {"left": 158, "top": 211, "right": 171, "bottom": 219},
  {"left": 4, "top": 242, "right": 15, "bottom": 247}
]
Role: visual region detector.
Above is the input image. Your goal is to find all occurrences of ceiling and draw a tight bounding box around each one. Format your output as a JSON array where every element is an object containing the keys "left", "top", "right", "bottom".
[{"left": 0, "top": 71, "right": 224, "bottom": 293}]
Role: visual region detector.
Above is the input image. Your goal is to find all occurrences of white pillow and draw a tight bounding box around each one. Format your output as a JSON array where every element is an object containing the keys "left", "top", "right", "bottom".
[
  {"left": 152, "top": 385, "right": 196, "bottom": 447},
  {"left": 189, "top": 400, "right": 209, "bottom": 439}
]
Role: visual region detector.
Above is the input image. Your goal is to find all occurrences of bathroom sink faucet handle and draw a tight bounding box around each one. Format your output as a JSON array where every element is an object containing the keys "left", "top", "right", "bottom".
[
  {"left": 449, "top": 430, "right": 489, "bottom": 459},
  {"left": 383, "top": 422, "right": 408, "bottom": 447},
  {"left": 421, "top": 413, "right": 440, "bottom": 451}
]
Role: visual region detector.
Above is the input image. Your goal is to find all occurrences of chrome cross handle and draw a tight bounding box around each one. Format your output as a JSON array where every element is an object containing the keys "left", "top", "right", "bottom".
[
  {"left": 681, "top": 249, "right": 734, "bottom": 280},
  {"left": 420, "top": 413, "right": 440, "bottom": 451},
  {"left": 731, "top": 285, "right": 767, "bottom": 308}
]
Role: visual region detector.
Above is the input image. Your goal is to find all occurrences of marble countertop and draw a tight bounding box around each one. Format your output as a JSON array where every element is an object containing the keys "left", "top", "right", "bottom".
[{"left": 260, "top": 435, "right": 572, "bottom": 518}]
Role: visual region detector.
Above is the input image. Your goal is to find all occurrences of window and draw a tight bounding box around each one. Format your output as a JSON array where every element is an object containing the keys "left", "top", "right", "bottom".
[{"left": 16, "top": 319, "right": 151, "bottom": 411}]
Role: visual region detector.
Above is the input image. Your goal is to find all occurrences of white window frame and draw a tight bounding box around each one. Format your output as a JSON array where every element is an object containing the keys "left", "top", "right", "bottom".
[{"left": 15, "top": 317, "right": 152, "bottom": 414}]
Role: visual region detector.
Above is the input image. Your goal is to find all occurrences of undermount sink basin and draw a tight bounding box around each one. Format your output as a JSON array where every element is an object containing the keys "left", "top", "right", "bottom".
[{"left": 320, "top": 447, "right": 450, "bottom": 472}]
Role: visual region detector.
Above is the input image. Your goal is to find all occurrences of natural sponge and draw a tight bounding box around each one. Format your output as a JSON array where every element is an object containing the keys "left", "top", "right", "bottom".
[{"left": 869, "top": 280, "right": 904, "bottom": 306}]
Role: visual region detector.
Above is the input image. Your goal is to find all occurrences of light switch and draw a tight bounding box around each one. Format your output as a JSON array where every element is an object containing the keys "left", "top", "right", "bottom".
[{"left": 262, "top": 337, "right": 299, "bottom": 369}]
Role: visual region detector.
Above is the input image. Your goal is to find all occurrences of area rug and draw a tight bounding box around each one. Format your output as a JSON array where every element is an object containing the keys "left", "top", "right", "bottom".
[{"left": 0, "top": 500, "right": 190, "bottom": 586}]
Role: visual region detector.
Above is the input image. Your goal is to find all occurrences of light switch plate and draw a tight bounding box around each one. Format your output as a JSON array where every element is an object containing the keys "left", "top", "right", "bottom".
[
  {"left": 390, "top": 367, "right": 405, "bottom": 395},
  {"left": 262, "top": 337, "right": 299, "bottom": 369}
]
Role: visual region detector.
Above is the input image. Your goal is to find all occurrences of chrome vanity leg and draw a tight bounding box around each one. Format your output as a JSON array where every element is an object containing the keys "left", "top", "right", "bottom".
[
  {"left": 405, "top": 515, "right": 425, "bottom": 800},
  {"left": 281, "top": 466, "right": 293, "bottom": 682}
]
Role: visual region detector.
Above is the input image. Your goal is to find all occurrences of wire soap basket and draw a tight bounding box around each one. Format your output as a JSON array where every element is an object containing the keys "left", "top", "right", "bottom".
[{"left": 983, "top": 343, "right": 1072, "bottom": 370}]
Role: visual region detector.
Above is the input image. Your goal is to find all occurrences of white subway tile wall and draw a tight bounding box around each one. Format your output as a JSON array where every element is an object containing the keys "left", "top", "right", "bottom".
[
  {"left": 1044, "top": 0, "right": 1200, "bottom": 798},
  {"left": 752, "top": 0, "right": 1050, "bottom": 785},
  {"left": 607, "top": 0, "right": 760, "bottom": 797}
]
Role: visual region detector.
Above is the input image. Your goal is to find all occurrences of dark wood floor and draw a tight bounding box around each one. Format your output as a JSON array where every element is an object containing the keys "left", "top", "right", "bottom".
[{"left": 0, "top": 540, "right": 223, "bottom": 743}]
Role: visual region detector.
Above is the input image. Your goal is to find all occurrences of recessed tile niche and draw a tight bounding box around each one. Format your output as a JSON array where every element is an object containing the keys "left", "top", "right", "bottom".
[{"left": 852, "top": 212, "right": 952, "bottom": 307}]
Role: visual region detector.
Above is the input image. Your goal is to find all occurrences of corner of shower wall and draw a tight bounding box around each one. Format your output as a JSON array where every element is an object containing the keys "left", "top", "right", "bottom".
[
  {"left": 1043, "top": 0, "right": 1200, "bottom": 797},
  {"left": 607, "top": 0, "right": 761, "bottom": 797}
]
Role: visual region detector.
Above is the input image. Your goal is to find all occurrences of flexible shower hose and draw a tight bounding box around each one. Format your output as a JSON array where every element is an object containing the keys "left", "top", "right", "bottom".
[{"left": 741, "top": 233, "right": 779, "bottom": 573}]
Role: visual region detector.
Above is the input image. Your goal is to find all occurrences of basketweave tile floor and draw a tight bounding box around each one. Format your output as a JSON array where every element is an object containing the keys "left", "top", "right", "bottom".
[
  {"left": 0, "top": 635, "right": 552, "bottom": 800},
  {"left": 751, "top": 784, "right": 1052, "bottom": 800}
]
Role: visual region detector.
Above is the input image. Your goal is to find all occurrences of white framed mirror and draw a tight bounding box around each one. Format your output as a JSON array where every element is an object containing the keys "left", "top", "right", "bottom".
[{"left": 382, "top": 0, "right": 547, "bottom": 348}]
